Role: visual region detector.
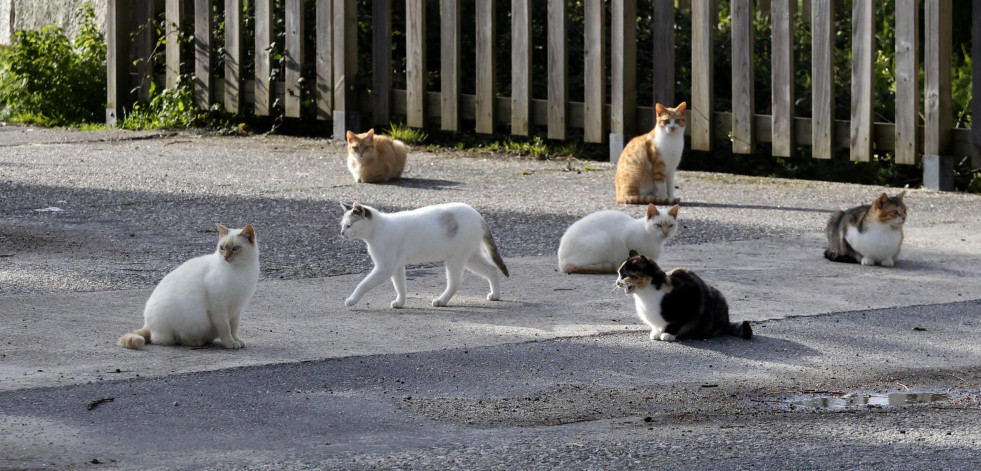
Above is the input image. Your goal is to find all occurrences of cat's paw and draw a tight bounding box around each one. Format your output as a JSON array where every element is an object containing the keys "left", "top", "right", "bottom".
[
  {"left": 345, "top": 296, "right": 358, "bottom": 307},
  {"left": 223, "top": 340, "right": 243, "bottom": 349},
  {"left": 432, "top": 298, "right": 447, "bottom": 307},
  {"left": 881, "top": 258, "right": 895, "bottom": 267},
  {"left": 668, "top": 197, "right": 681, "bottom": 204},
  {"left": 235, "top": 338, "right": 246, "bottom": 348},
  {"left": 860, "top": 257, "right": 875, "bottom": 266},
  {"left": 657, "top": 333, "right": 677, "bottom": 342},
  {"left": 391, "top": 300, "right": 404, "bottom": 309},
  {"left": 487, "top": 293, "right": 501, "bottom": 301}
]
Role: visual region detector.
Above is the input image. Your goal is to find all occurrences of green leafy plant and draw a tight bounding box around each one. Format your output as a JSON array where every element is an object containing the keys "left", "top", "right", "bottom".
[
  {"left": 384, "top": 122, "right": 429, "bottom": 144},
  {"left": 0, "top": 5, "right": 106, "bottom": 126}
]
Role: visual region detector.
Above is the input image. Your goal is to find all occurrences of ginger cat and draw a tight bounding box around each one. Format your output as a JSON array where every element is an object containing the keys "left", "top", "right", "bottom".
[
  {"left": 615, "top": 102, "right": 687, "bottom": 205},
  {"left": 345, "top": 128, "right": 408, "bottom": 183}
]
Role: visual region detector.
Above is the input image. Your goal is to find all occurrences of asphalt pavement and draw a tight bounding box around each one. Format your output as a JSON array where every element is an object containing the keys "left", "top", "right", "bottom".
[{"left": 1, "top": 126, "right": 979, "bottom": 470}]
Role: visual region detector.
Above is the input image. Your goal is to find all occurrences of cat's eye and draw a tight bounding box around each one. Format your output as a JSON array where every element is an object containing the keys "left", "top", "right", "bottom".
[
  {"left": 232, "top": 246, "right": 241, "bottom": 252},
  {"left": 219, "top": 246, "right": 225, "bottom": 251}
]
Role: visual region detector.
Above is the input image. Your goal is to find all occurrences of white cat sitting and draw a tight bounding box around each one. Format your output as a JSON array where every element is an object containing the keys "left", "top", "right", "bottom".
[
  {"left": 118, "top": 224, "right": 259, "bottom": 349},
  {"left": 558, "top": 203, "right": 679, "bottom": 274},
  {"left": 340, "top": 202, "right": 509, "bottom": 308}
]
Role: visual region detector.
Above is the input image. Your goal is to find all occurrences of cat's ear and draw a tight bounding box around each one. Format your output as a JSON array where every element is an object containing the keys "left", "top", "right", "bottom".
[
  {"left": 341, "top": 202, "right": 354, "bottom": 212},
  {"left": 353, "top": 203, "right": 372, "bottom": 219},
  {"left": 346, "top": 130, "right": 356, "bottom": 144},
  {"left": 668, "top": 204, "right": 680, "bottom": 219},
  {"left": 874, "top": 192, "right": 889, "bottom": 209},
  {"left": 655, "top": 103, "right": 666, "bottom": 116},
  {"left": 628, "top": 249, "right": 639, "bottom": 258},
  {"left": 646, "top": 203, "right": 660, "bottom": 220},
  {"left": 217, "top": 224, "right": 230, "bottom": 237},
  {"left": 365, "top": 128, "right": 375, "bottom": 142},
  {"left": 240, "top": 225, "right": 256, "bottom": 244},
  {"left": 676, "top": 102, "right": 687, "bottom": 115},
  {"left": 896, "top": 190, "right": 907, "bottom": 201}
]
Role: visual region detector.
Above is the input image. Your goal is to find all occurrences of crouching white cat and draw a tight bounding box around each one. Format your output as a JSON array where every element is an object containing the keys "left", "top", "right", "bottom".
[
  {"left": 118, "top": 224, "right": 259, "bottom": 349},
  {"left": 340, "top": 202, "right": 509, "bottom": 308},
  {"left": 558, "top": 203, "right": 679, "bottom": 274}
]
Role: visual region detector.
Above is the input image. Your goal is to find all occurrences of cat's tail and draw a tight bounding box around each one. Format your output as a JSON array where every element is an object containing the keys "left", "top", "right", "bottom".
[
  {"left": 727, "top": 321, "right": 752, "bottom": 340},
  {"left": 118, "top": 326, "right": 151, "bottom": 349},
  {"left": 481, "top": 221, "right": 509, "bottom": 277},
  {"left": 823, "top": 248, "right": 858, "bottom": 263},
  {"left": 617, "top": 194, "right": 679, "bottom": 205}
]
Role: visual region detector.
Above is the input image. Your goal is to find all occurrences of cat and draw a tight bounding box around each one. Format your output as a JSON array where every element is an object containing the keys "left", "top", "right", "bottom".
[
  {"left": 824, "top": 191, "right": 907, "bottom": 266},
  {"left": 615, "top": 102, "right": 687, "bottom": 205},
  {"left": 118, "top": 224, "right": 260, "bottom": 349},
  {"left": 345, "top": 128, "right": 408, "bottom": 183},
  {"left": 616, "top": 250, "right": 751, "bottom": 342},
  {"left": 557, "top": 203, "right": 680, "bottom": 274},
  {"left": 339, "top": 202, "right": 509, "bottom": 308}
]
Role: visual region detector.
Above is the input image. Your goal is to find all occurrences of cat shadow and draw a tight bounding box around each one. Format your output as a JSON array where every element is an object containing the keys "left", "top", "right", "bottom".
[
  {"left": 388, "top": 178, "right": 463, "bottom": 190},
  {"left": 681, "top": 201, "right": 833, "bottom": 214},
  {"left": 679, "top": 334, "right": 822, "bottom": 365}
]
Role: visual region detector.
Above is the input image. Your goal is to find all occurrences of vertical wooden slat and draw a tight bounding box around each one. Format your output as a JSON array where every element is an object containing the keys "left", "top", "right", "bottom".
[
  {"left": 440, "top": 0, "right": 461, "bottom": 131},
  {"left": 254, "top": 0, "right": 273, "bottom": 116},
  {"left": 165, "top": 0, "right": 184, "bottom": 89},
  {"left": 511, "top": 0, "right": 531, "bottom": 136},
  {"left": 811, "top": 0, "right": 834, "bottom": 159},
  {"left": 194, "top": 0, "right": 212, "bottom": 109},
  {"left": 106, "top": 0, "right": 131, "bottom": 124},
  {"left": 547, "top": 0, "right": 567, "bottom": 140},
  {"left": 974, "top": 0, "right": 981, "bottom": 167},
  {"left": 895, "top": 0, "right": 919, "bottom": 165},
  {"left": 610, "top": 0, "right": 636, "bottom": 161},
  {"left": 134, "top": 1, "right": 155, "bottom": 102},
  {"left": 652, "top": 1, "right": 675, "bottom": 107},
  {"left": 285, "top": 0, "right": 304, "bottom": 118},
  {"left": 475, "top": 0, "right": 496, "bottom": 134},
  {"left": 850, "top": 0, "right": 874, "bottom": 162},
  {"left": 332, "top": 0, "right": 358, "bottom": 138},
  {"left": 924, "top": 0, "right": 952, "bottom": 156},
  {"left": 690, "top": 0, "right": 713, "bottom": 151},
  {"left": 771, "top": 0, "right": 795, "bottom": 157},
  {"left": 223, "top": 0, "right": 243, "bottom": 113},
  {"left": 584, "top": 0, "right": 605, "bottom": 143},
  {"left": 406, "top": 0, "right": 426, "bottom": 128},
  {"left": 318, "top": 0, "right": 334, "bottom": 120},
  {"left": 370, "top": 0, "right": 389, "bottom": 124},
  {"left": 731, "top": 0, "right": 755, "bottom": 154}
]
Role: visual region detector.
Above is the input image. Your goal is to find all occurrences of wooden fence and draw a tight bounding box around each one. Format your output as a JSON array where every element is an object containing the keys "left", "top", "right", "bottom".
[{"left": 106, "top": 0, "right": 978, "bottom": 190}]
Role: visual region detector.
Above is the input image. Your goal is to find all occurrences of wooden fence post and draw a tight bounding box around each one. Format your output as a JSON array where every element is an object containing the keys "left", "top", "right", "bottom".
[
  {"left": 285, "top": 0, "right": 304, "bottom": 118},
  {"left": 924, "top": 0, "right": 954, "bottom": 190},
  {"left": 652, "top": 1, "right": 675, "bottom": 107},
  {"left": 255, "top": 0, "right": 273, "bottom": 116},
  {"left": 690, "top": 0, "right": 713, "bottom": 152},
  {"left": 332, "top": 0, "right": 359, "bottom": 138},
  {"left": 317, "top": 0, "right": 334, "bottom": 120},
  {"left": 584, "top": 0, "right": 605, "bottom": 144},
  {"left": 441, "top": 0, "right": 461, "bottom": 131},
  {"left": 731, "top": 0, "right": 755, "bottom": 154},
  {"left": 511, "top": 0, "right": 532, "bottom": 136},
  {"left": 811, "top": 0, "right": 834, "bottom": 159},
  {"left": 894, "top": 0, "right": 919, "bottom": 165},
  {"left": 194, "top": 0, "right": 213, "bottom": 110},
  {"left": 547, "top": 0, "right": 568, "bottom": 140},
  {"left": 974, "top": 0, "right": 981, "bottom": 168},
  {"left": 850, "top": 0, "right": 874, "bottom": 162},
  {"left": 406, "top": 0, "right": 426, "bottom": 128},
  {"left": 224, "top": 0, "right": 243, "bottom": 113},
  {"left": 771, "top": 0, "right": 795, "bottom": 157},
  {"left": 610, "top": 0, "right": 637, "bottom": 162},
  {"left": 475, "top": 0, "right": 496, "bottom": 134},
  {"left": 106, "top": 0, "right": 131, "bottom": 125},
  {"left": 165, "top": 0, "right": 185, "bottom": 90}
]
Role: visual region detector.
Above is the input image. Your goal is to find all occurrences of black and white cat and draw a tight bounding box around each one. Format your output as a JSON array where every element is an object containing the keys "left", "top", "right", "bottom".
[
  {"left": 616, "top": 250, "right": 751, "bottom": 341},
  {"left": 340, "top": 202, "right": 509, "bottom": 308}
]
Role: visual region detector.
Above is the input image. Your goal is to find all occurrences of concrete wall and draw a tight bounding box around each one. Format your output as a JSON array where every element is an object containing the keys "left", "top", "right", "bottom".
[{"left": 0, "top": 0, "right": 107, "bottom": 45}]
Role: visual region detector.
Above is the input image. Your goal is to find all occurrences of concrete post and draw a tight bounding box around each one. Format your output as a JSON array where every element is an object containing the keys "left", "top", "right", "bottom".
[{"left": 922, "top": 154, "right": 954, "bottom": 191}]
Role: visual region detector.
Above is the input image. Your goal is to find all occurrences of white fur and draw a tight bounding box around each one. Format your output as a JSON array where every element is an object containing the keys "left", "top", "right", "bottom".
[
  {"left": 616, "top": 275, "right": 673, "bottom": 341},
  {"left": 130, "top": 227, "right": 259, "bottom": 348},
  {"left": 340, "top": 203, "right": 505, "bottom": 308},
  {"left": 558, "top": 208, "right": 677, "bottom": 273},
  {"left": 653, "top": 121, "right": 684, "bottom": 202},
  {"left": 845, "top": 219, "right": 903, "bottom": 266}
]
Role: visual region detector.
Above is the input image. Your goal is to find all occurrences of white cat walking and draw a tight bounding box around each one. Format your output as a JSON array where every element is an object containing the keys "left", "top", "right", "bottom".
[
  {"left": 558, "top": 204, "right": 679, "bottom": 274},
  {"left": 340, "top": 202, "right": 509, "bottom": 308},
  {"left": 118, "top": 224, "right": 260, "bottom": 349}
]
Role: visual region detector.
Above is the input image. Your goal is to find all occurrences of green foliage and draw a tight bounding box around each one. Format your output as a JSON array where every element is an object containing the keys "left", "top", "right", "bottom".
[
  {"left": 485, "top": 136, "right": 576, "bottom": 160},
  {"left": 384, "top": 122, "right": 429, "bottom": 144},
  {"left": 0, "top": 5, "right": 106, "bottom": 126}
]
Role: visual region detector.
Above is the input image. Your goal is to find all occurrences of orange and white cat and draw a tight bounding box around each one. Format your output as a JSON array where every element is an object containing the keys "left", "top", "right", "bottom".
[
  {"left": 615, "top": 102, "right": 687, "bottom": 205},
  {"left": 345, "top": 128, "right": 408, "bottom": 183}
]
